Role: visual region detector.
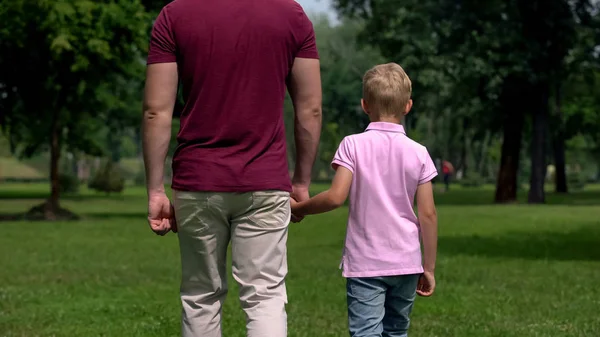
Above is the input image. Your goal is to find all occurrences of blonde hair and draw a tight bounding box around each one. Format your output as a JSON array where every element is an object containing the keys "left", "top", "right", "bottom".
[{"left": 362, "top": 63, "right": 412, "bottom": 117}]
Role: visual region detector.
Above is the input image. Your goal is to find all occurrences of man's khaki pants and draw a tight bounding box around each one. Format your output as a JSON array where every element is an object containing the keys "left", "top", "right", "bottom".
[{"left": 173, "top": 190, "right": 290, "bottom": 337}]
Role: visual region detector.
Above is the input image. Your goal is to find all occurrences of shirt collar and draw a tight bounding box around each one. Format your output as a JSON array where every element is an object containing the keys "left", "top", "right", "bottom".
[{"left": 365, "top": 122, "right": 406, "bottom": 134}]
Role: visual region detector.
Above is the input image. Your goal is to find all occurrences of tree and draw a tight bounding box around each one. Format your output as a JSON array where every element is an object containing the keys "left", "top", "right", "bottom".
[
  {"left": 0, "top": 0, "right": 150, "bottom": 219},
  {"left": 334, "top": 0, "right": 506, "bottom": 185},
  {"left": 551, "top": 3, "right": 600, "bottom": 193},
  {"left": 333, "top": 0, "right": 598, "bottom": 203}
]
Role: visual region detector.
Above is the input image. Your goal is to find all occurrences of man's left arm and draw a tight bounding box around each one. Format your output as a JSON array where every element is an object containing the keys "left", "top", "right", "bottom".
[
  {"left": 142, "top": 63, "right": 178, "bottom": 195},
  {"left": 142, "top": 63, "right": 178, "bottom": 234},
  {"left": 142, "top": 7, "right": 179, "bottom": 235}
]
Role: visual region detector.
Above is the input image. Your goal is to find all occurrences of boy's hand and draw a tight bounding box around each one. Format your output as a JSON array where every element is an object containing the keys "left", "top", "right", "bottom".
[
  {"left": 416, "top": 271, "right": 435, "bottom": 297},
  {"left": 290, "top": 199, "right": 304, "bottom": 222},
  {"left": 291, "top": 184, "right": 309, "bottom": 223}
]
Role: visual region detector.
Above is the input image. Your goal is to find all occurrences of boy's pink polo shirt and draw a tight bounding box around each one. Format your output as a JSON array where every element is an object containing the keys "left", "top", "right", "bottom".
[{"left": 332, "top": 122, "right": 438, "bottom": 278}]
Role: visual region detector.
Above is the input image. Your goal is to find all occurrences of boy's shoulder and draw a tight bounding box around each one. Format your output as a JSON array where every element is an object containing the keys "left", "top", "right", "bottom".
[
  {"left": 343, "top": 130, "right": 429, "bottom": 153},
  {"left": 402, "top": 135, "right": 429, "bottom": 152}
]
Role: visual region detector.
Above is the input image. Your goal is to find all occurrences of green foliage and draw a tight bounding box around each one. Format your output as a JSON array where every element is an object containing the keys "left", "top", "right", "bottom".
[
  {"left": 134, "top": 168, "right": 146, "bottom": 187},
  {"left": 0, "top": 0, "right": 149, "bottom": 208},
  {"left": 58, "top": 173, "right": 79, "bottom": 194},
  {"left": 314, "top": 16, "right": 381, "bottom": 135},
  {"left": 131, "top": 159, "right": 146, "bottom": 187},
  {"left": 285, "top": 16, "right": 384, "bottom": 176},
  {"left": 333, "top": 0, "right": 600, "bottom": 200},
  {"left": 0, "top": 0, "right": 150, "bottom": 157},
  {"left": 460, "top": 172, "right": 484, "bottom": 188},
  {"left": 567, "top": 170, "right": 586, "bottom": 191},
  {"left": 88, "top": 160, "right": 125, "bottom": 194}
]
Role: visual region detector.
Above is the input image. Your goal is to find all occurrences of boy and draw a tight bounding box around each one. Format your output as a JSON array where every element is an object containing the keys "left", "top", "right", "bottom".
[{"left": 291, "top": 63, "right": 438, "bottom": 337}]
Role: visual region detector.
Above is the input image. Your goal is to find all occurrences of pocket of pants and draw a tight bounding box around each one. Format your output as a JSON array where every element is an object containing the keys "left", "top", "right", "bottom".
[
  {"left": 173, "top": 192, "right": 211, "bottom": 234},
  {"left": 348, "top": 278, "right": 386, "bottom": 302},
  {"left": 248, "top": 191, "right": 290, "bottom": 229}
]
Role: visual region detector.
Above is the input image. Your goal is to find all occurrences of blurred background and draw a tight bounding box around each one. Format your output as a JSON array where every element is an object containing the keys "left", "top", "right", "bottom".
[{"left": 1, "top": 1, "right": 599, "bottom": 336}]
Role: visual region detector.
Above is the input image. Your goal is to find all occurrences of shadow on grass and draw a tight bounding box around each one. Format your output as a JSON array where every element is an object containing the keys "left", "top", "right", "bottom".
[
  {"left": 0, "top": 191, "right": 144, "bottom": 202},
  {"left": 433, "top": 189, "right": 600, "bottom": 206},
  {"left": 1, "top": 185, "right": 600, "bottom": 222},
  {"left": 82, "top": 212, "right": 146, "bottom": 220},
  {"left": 0, "top": 211, "right": 146, "bottom": 222},
  {"left": 0, "top": 192, "right": 117, "bottom": 201},
  {"left": 440, "top": 227, "right": 600, "bottom": 261}
]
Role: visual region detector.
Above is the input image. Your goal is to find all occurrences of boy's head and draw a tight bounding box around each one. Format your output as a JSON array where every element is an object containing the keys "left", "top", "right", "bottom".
[{"left": 362, "top": 63, "right": 413, "bottom": 122}]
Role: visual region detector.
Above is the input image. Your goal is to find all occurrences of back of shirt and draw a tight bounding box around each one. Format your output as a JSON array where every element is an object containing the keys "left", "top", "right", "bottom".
[
  {"left": 331, "top": 122, "right": 438, "bottom": 278},
  {"left": 147, "top": 0, "right": 319, "bottom": 192}
]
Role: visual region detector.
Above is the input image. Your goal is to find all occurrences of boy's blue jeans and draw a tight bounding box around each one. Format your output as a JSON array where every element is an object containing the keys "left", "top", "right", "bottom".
[{"left": 347, "top": 275, "right": 420, "bottom": 337}]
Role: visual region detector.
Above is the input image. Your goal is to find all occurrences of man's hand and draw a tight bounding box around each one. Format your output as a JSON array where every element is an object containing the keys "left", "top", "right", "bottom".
[
  {"left": 148, "top": 192, "right": 177, "bottom": 235},
  {"left": 416, "top": 271, "right": 435, "bottom": 297},
  {"left": 290, "top": 184, "right": 310, "bottom": 223}
]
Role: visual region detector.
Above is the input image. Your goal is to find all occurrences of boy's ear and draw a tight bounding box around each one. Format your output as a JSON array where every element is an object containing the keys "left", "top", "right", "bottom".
[
  {"left": 361, "top": 99, "right": 370, "bottom": 115},
  {"left": 404, "top": 99, "right": 413, "bottom": 116}
]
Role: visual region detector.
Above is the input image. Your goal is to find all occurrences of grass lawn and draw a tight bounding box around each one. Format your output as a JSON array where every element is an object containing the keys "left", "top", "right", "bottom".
[{"left": 1, "top": 183, "right": 599, "bottom": 336}]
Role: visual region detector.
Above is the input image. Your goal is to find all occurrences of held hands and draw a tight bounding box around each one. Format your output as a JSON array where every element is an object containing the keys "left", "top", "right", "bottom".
[
  {"left": 290, "top": 184, "right": 309, "bottom": 223},
  {"left": 147, "top": 192, "right": 177, "bottom": 235},
  {"left": 416, "top": 271, "right": 435, "bottom": 297},
  {"left": 290, "top": 198, "right": 305, "bottom": 223}
]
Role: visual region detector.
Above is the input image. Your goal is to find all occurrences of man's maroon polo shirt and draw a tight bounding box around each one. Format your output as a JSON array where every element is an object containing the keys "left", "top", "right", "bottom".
[{"left": 147, "top": 0, "right": 319, "bottom": 192}]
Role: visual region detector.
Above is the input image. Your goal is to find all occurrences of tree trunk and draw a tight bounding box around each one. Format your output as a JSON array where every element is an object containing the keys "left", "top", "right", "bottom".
[
  {"left": 552, "top": 85, "right": 567, "bottom": 193},
  {"left": 45, "top": 112, "right": 61, "bottom": 219},
  {"left": 495, "top": 78, "right": 527, "bottom": 203},
  {"left": 528, "top": 83, "right": 550, "bottom": 204},
  {"left": 495, "top": 109, "right": 525, "bottom": 203}
]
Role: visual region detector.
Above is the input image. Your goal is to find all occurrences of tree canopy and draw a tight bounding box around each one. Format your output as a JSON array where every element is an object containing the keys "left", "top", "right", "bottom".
[
  {"left": 334, "top": 0, "right": 600, "bottom": 203},
  {"left": 0, "top": 0, "right": 150, "bottom": 218},
  {"left": 1, "top": 1, "right": 599, "bottom": 219}
]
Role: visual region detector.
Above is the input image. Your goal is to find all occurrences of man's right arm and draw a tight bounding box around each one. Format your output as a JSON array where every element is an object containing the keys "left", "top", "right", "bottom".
[{"left": 287, "top": 57, "right": 322, "bottom": 196}]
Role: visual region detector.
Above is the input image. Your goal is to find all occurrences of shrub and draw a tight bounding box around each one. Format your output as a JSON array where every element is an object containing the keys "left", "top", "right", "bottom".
[
  {"left": 134, "top": 167, "right": 146, "bottom": 186},
  {"left": 460, "top": 172, "right": 484, "bottom": 188},
  {"left": 567, "top": 171, "right": 586, "bottom": 192},
  {"left": 88, "top": 160, "right": 125, "bottom": 194},
  {"left": 59, "top": 173, "right": 79, "bottom": 194}
]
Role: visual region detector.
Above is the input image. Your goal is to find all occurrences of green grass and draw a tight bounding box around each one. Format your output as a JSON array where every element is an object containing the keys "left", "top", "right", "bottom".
[
  {"left": 1, "top": 183, "right": 600, "bottom": 336},
  {"left": 0, "top": 157, "right": 45, "bottom": 179}
]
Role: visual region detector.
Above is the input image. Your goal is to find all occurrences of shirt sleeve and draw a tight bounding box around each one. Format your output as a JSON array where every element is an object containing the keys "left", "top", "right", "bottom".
[
  {"left": 419, "top": 148, "right": 438, "bottom": 184},
  {"left": 295, "top": 9, "right": 319, "bottom": 59},
  {"left": 147, "top": 8, "right": 177, "bottom": 64},
  {"left": 331, "top": 137, "right": 355, "bottom": 173}
]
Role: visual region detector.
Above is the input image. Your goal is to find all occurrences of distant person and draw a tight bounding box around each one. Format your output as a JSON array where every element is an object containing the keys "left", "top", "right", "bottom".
[
  {"left": 442, "top": 160, "right": 454, "bottom": 191},
  {"left": 141, "top": 0, "right": 322, "bottom": 336},
  {"left": 291, "top": 63, "right": 438, "bottom": 337}
]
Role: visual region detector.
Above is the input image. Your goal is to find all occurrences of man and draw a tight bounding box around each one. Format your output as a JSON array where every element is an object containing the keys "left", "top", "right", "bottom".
[
  {"left": 141, "top": 1, "right": 322, "bottom": 336},
  {"left": 442, "top": 160, "right": 454, "bottom": 192}
]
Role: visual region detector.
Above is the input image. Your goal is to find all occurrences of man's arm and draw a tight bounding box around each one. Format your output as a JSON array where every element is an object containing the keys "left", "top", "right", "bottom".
[
  {"left": 142, "top": 63, "right": 178, "bottom": 195},
  {"left": 287, "top": 58, "right": 322, "bottom": 195},
  {"left": 292, "top": 166, "right": 352, "bottom": 216}
]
